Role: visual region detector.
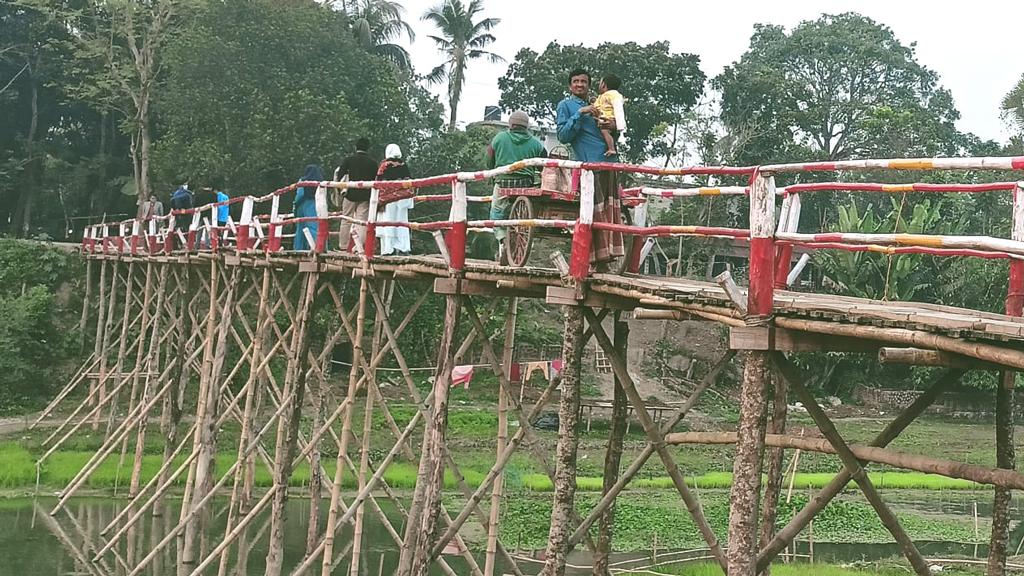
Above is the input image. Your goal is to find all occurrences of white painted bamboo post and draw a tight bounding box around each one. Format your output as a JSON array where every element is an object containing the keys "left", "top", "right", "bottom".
[
  {"left": 569, "top": 170, "right": 595, "bottom": 279},
  {"left": 268, "top": 194, "right": 282, "bottom": 252},
  {"left": 447, "top": 181, "right": 467, "bottom": 270},
  {"left": 237, "top": 197, "right": 254, "bottom": 252}
]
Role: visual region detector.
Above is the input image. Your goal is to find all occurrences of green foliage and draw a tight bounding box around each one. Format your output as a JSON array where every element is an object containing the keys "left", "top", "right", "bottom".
[
  {"left": 421, "top": 0, "right": 503, "bottom": 129},
  {"left": 499, "top": 41, "right": 705, "bottom": 163},
  {"left": 154, "top": 0, "right": 437, "bottom": 198},
  {"left": 0, "top": 240, "right": 80, "bottom": 413},
  {"left": 717, "top": 13, "right": 967, "bottom": 164}
]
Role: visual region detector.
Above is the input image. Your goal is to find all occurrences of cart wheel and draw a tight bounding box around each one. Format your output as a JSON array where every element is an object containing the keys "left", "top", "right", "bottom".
[{"left": 507, "top": 196, "right": 533, "bottom": 268}]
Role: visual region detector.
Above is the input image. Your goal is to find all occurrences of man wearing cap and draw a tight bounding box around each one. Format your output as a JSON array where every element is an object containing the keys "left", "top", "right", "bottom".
[{"left": 485, "top": 110, "right": 547, "bottom": 262}]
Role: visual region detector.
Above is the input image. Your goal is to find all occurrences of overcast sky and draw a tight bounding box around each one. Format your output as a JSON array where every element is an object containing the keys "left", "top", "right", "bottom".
[{"left": 399, "top": 0, "right": 1022, "bottom": 145}]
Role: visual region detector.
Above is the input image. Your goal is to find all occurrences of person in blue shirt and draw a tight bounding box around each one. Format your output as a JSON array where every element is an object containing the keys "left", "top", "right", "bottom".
[
  {"left": 293, "top": 165, "right": 323, "bottom": 251},
  {"left": 215, "top": 189, "right": 230, "bottom": 227},
  {"left": 555, "top": 68, "right": 625, "bottom": 270}
]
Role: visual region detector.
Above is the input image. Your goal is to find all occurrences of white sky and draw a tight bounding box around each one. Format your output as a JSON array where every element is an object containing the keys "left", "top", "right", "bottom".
[{"left": 401, "top": 0, "right": 1023, "bottom": 144}]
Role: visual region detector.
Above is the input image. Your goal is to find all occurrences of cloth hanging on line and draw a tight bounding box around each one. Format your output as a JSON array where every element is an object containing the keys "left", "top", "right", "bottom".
[
  {"left": 550, "top": 359, "right": 563, "bottom": 376},
  {"left": 523, "top": 361, "right": 549, "bottom": 382},
  {"left": 451, "top": 365, "right": 474, "bottom": 389}
]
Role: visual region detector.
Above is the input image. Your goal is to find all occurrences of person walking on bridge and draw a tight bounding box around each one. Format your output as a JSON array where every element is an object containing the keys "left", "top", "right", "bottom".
[
  {"left": 293, "top": 165, "right": 323, "bottom": 251},
  {"left": 335, "top": 137, "right": 378, "bottom": 253},
  {"left": 486, "top": 110, "right": 546, "bottom": 263}
]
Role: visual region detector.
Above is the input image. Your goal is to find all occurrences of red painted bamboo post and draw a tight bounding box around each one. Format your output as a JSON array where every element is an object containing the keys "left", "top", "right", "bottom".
[
  {"left": 186, "top": 211, "right": 199, "bottom": 254},
  {"left": 117, "top": 223, "right": 127, "bottom": 254},
  {"left": 100, "top": 225, "right": 109, "bottom": 254},
  {"left": 268, "top": 195, "right": 282, "bottom": 252},
  {"left": 147, "top": 219, "right": 159, "bottom": 254},
  {"left": 727, "top": 169, "right": 776, "bottom": 576},
  {"left": 569, "top": 169, "right": 595, "bottom": 280},
  {"left": 989, "top": 182, "right": 1024, "bottom": 575},
  {"left": 446, "top": 181, "right": 468, "bottom": 271},
  {"left": 774, "top": 193, "right": 797, "bottom": 288},
  {"left": 209, "top": 204, "right": 220, "bottom": 252},
  {"left": 627, "top": 198, "right": 647, "bottom": 273},
  {"left": 364, "top": 187, "right": 380, "bottom": 259},
  {"left": 164, "top": 217, "right": 175, "bottom": 253},
  {"left": 80, "top": 225, "right": 90, "bottom": 252},
  {"left": 236, "top": 197, "right": 253, "bottom": 252}
]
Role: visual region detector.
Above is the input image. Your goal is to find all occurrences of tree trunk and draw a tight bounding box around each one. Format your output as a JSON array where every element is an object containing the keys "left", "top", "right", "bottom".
[
  {"left": 540, "top": 304, "right": 585, "bottom": 576},
  {"left": 758, "top": 372, "right": 788, "bottom": 576},
  {"left": 593, "top": 315, "right": 628, "bottom": 576},
  {"left": 727, "top": 352, "right": 770, "bottom": 576},
  {"left": 987, "top": 372, "right": 1016, "bottom": 576},
  {"left": 13, "top": 67, "right": 39, "bottom": 238}
]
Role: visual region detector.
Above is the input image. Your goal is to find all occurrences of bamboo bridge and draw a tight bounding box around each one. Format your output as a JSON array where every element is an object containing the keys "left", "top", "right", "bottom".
[{"left": 36, "top": 155, "right": 1024, "bottom": 576}]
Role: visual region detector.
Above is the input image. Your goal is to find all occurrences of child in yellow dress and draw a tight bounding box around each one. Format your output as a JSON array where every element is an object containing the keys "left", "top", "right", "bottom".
[{"left": 592, "top": 74, "right": 626, "bottom": 157}]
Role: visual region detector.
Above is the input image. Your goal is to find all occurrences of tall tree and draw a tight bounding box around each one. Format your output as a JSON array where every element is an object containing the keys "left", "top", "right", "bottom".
[
  {"left": 1003, "top": 75, "right": 1024, "bottom": 134},
  {"left": 716, "top": 13, "right": 966, "bottom": 164},
  {"left": 25, "top": 0, "right": 192, "bottom": 219},
  {"left": 498, "top": 41, "right": 705, "bottom": 164},
  {"left": 155, "top": 0, "right": 440, "bottom": 197},
  {"left": 345, "top": 0, "right": 416, "bottom": 72},
  {"left": 421, "top": 0, "right": 503, "bottom": 130}
]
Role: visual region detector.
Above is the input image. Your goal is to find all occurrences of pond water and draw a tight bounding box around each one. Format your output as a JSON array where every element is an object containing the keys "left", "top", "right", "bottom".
[{"left": 0, "top": 493, "right": 1020, "bottom": 575}]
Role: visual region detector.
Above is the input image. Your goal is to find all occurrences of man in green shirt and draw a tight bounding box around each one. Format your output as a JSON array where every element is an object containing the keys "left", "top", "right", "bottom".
[{"left": 486, "top": 110, "right": 547, "bottom": 262}]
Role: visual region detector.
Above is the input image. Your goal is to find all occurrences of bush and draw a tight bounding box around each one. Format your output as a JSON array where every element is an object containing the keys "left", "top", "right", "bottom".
[{"left": 0, "top": 239, "right": 81, "bottom": 413}]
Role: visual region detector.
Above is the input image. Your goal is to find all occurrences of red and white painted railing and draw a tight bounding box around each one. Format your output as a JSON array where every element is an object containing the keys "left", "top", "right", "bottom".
[{"left": 80, "top": 155, "right": 1024, "bottom": 314}]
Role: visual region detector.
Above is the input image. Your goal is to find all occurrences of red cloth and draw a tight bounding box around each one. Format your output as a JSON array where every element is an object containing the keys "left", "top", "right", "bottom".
[{"left": 451, "top": 365, "right": 474, "bottom": 389}]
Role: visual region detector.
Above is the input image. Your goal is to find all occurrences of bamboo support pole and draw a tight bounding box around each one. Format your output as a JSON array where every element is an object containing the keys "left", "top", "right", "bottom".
[
  {"left": 119, "top": 262, "right": 155, "bottom": 476},
  {"left": 756, "top": 368, "right": 964, "bottom": 571},
  {"left": 79, "top": 258, "right": 94, "bottom": 352},
  {"left": 32, "top": 354, "right": 100, "bottom": 430},
  {"left": 569, "top": 351, "right": 735, "bottom": 547},
  {"left": 584, "top": 309, "right": 728, "bottom": 572},
  {"left": 485, "top": 298, "right": 517, "bottom": 576},
  {"left": 218, "top": 267, "right": 272, "bottom": 576},
  {"left": 128, "top": 263, "right": 167, "bottom": 496},
  {"left": 988, "top": 370, "right": 1016, "bottom": 576},
  {"left": 265, "top": 268, "right": 319, "bottom": 576},
  {"left": 91, "top": 259, "right": 113, "bottom": 430},
  {"left": 105, "top": 262, "right": 137, "bottom": 440},
  {"left": 181, "top": 261, "right": 232, "bottom": 566},
  {"left": 594, "top": 313, "right": 629, "bottom": 576},
  {"left": 773, "top": 353, "right": 931, "bottom": 576},
  {"left": 322, "top": 276, "right": 368, "bottom": 573},
  {"left": 758, "top": 368, "right": 789, "bottom": 575},
  {"left": 666, "top": 432, "right": 1024, "bottom": 488},
  {"left": 350, "top": 312, "right": 381, "bottom": 576},
  {"left": 541, "top": 301, "right": 585, "bottom": 576},
  {"left": 878, "top": 347, "right": 1001, "bottom": 370},
  {"left": 343, "top": 284, "right": 517, "bottom": 575}
]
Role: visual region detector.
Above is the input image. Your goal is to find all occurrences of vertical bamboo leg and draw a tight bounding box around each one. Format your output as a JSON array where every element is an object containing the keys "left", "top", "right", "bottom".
[
  {"left": 593, "top": 313, "right": 628, "bottom": 576},
  {"left": 349, "top": 359, "right": 377, "bottom": 576},
  {"left": 324, "top": 276, "right": 369, "bottom": 572},
  {"left": 181, "top": 259, "right": 225, "bottom": 566},
  {"left": 79, "top": 258, "right": 94, "bottom": 353},
  {"left": 92, "top": 260, "right": 116, "bottom": 430},
  {"left": 305, "top": 365, "right": 327, "bottom": 556},
  {"left": 129, "top": 263, "right": 167, "bottom": 496},
  {"left": 264, "top": 269, "right": 319, "bottom": 576},
  {"left": 988, "top": 370, "right": 1016, "bottom": 576},
  {"left": 540, "top": 303, "right": 585, "bottom": 576},
  {"left": 758, "top": 369, "right": 789, "bottom": 576},
  {"left": 105, "top": 262, "right": 137, "bottom": 441},
  {"left": 155, "top": 267, "right": 193, "bottom": 516},
  {"left": 400, "top": 289, "right": 462, "bottom": 576},
  {"left": 218, "top": 267, "right": 272, "bottom": 576},
  {"left": 728, "top": 350, "right": 770, "bottom": 576},
  {"left": 485, "top": 298, "right": 517, "bottom": 576}
]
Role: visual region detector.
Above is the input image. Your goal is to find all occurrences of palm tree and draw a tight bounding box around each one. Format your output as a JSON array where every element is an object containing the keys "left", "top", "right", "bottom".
[
  {"left": 1004, "top": 76, "right": 1024, "bottom": 133},
  {"left": 345, "top": 0, "right": 416, "bottom": 72},
  {"left": 421, "top": 0, "right": 503, "bottom": 130}
]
